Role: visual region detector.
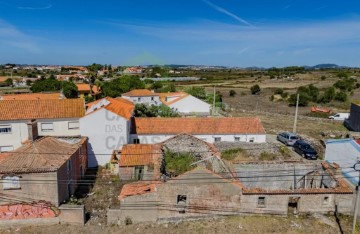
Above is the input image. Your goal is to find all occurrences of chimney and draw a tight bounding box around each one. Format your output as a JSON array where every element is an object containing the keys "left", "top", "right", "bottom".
[{"left": 27, "top": 119, "right": 39, "bottom": 141}]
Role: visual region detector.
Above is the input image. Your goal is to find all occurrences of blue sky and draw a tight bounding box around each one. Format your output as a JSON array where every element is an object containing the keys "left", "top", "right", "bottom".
[{"left": 0, "top": 0, "right": 360, "bottom": 67}]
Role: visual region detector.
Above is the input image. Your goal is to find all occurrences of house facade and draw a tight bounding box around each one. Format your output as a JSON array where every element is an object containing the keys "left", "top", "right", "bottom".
[
  {"left": 76, "top": 83, "right": 101, "bottom": 99},
  {"left": 0, "top": 99, "right": 85, "bottom": 153},
  {"left": 109, "top": 162, "right": 354, "bottom": 225},
  {"left": 325, "top": 138, "right": 360, "bottom": 185},
  {"left": 159, "top": 92, "right": 211, "bottom": 116},
  {"left": 0, "top": 136, "right": 88, "bottom": 207},
  {"left": 80, "top": 97, "right": 135, "bottom": 167},
  {"left": 130, "top": 117, "right": 266, "bottom": 144},
  {"left": 122, "top": 89, "right": 160, "bottom": 106}
]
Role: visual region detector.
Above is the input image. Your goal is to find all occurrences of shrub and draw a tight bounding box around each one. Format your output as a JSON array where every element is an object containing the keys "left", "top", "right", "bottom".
[
  {"left": 321, "top": 76, "right": 327, "bottom": 80},
  {"left": 164, "top": 150, "right": 195, "bottom": 176},
  {"left": 125, "top": 217, "right": 133, "bottom": 225},
  {"left": 229, "top": 90, "right": 236, "bottom": 97},
  {"left": 288, "top": 93, "right": 310, "bottom": 106},
  {"left": 259, "top": 151, "right": 277, "bottom": 161},
  {"left": 222, "top": 148, "right": 245, "bottom": 161},
  {"left": 250, "top": 84, "right": 261, "bottom": 95},
  {"left": 334, "top": 91, "right": 347, "bottom": 102},
  {"left": 281, "top": 92, "right": 289, "bottom": 99},
  {"left": 318, "top": 87, "right": 335, "bottom": 103},
  {"left": 274, "top": 88, "right": 284, "bottom": 95},
  {"left": 270, "top": 95, "right": 274, "bottom": 101}
]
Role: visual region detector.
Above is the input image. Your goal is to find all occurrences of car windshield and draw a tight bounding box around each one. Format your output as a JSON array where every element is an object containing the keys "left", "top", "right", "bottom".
[
  {"left": 290, "top": 136, "right": 298, "bottom": 140},
  {"left": 302, "top": 144, "right": 311, "bottom": 149}
]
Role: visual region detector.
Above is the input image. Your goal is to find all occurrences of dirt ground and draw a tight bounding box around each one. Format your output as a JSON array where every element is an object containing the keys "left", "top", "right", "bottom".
[{"left": 1, "top": 214, "right": 358, "bottom": 234}]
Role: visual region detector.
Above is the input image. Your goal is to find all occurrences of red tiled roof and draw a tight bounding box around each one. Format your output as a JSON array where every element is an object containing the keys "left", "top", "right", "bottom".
[
  {"left": 76, "top": 84, "right": 100, "bottom": 94},
  {"left": 0, "top": 93, "right": 62, "bottom": 100},
  {"left": 86, "top": 97, "right": 135, "bottom": 120},
  {"left": 132, "top": 117, "right": 266, "bottom": 135},
  {"left": 0, "top": 99, "right": 85, "bottom": 120},
  {"left": 120, "top": 144, "right": 162, "bottom": 167},
  {"left": 118, "top": 181, "right": 162, "bottom": 200},
  {"left": 122, "top": 89, "right": 157, "bottom": 97},
  {"left": 0, "top": 137, "right": 87, "bottom": 174}
]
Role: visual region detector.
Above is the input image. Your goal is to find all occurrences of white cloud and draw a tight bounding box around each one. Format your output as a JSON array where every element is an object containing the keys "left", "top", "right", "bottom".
[
  {"left": 18, "top": 4, "right": 52, "bottom": 10},
  {"left": 202, "top": 0, "right": 253, "bottom": 27}
]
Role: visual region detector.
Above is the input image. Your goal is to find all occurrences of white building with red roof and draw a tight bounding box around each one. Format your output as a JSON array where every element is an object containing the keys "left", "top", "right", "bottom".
[{"left": 80, "top": 97, "right": 135, "bottom": 167}]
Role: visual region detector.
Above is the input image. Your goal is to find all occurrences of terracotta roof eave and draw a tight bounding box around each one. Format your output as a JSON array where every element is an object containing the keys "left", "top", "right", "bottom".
[{"left": 0, "top": 168, "right": 58, "bottom": 174}]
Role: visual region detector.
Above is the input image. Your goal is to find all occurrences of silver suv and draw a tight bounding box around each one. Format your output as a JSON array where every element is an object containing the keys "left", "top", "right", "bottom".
[{"left": 277, "top": 132, "right": 299, "bottom": 146}]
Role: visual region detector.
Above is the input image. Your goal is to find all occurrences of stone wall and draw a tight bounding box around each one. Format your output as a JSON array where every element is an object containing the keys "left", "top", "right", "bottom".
[{"left": 58, "top": 204, "right": 85, "bottom": 225}]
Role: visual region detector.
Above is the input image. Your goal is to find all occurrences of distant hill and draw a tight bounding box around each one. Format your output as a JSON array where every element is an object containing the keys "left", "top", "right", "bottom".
[{"left": 310, "top": 64, "right": 345, "bottom": 69}]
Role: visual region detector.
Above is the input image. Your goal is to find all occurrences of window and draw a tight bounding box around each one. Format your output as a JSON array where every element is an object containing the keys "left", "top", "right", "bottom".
[
  {"left": 234, "top": 137, "right": 240, "bottom": 142},
  {"left": 323, "top": 196, "right": 329, "bottom": 205},
  {"left": 249, "top": 137, "right": 255, "bottom": 143},
  {"left": 138, "top": 97, "right": 141, "bottom": 102},
  {"left": 0, "top": 125, "right": 11, "bottom": 134},
  {"left": 2, "top": 176, "right": 21, "bottom": 190},
  {"left": 67, "top": 160, "right": 72, "bottom": 173},
  {"left": 133, "top": 139, "right": 140, "bottom": 144},
  {"left": 214, "top": 137, "right": 221, "bottom": 142},
  {"left": 258, "top": 197, "right": 266, "bottom": 207},
  {"left": 151, "top": 97, "right": 154, "bottom": 101},
  {"left": 68, "top": 121, "right": 80, "bottom": 130},
  {"left": 41, "top": 123, "right": 54, "bottom": 132},
  {"left": 0, "top": 146, "right": 14, "bottom": 153},
  {"left": 177, "top": 195, "right": 187, "bottom": 214}
]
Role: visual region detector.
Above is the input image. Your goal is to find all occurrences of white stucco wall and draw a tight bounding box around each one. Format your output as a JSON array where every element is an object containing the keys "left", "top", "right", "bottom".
[
  {"left": 130, "top": 134, "right": 266, "bottom": 144},
  {"left": 122, "top": 95, "right": 160, "bottom": 106},
  {"left": 0, "top": 118, "right": 81, "bottom": 152},
  {"left": 325, "top": 139, "right": 360, "bottom": 185},
  {"left": 0, "top": 120, "right": 28, "bottom": 151},
  {"left": 37, "top": 118, "right": 81, "bottom": 136},
  {"left": 80, "top": 109, "right": 130, "bottom": 167},
  {"left": 169, "top": 95, "right": 211, "bottom": 115}
]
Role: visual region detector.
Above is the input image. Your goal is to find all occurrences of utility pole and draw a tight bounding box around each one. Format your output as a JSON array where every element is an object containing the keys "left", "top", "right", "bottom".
[
  {"left": 213, "top": 85, "right": 216, "bottom": 116},
  {"left": 293, "top": 93, "right": 299, "bottom": 133},
  {"left": 352, "top": 161, "right": 360, "bottom": 234}
]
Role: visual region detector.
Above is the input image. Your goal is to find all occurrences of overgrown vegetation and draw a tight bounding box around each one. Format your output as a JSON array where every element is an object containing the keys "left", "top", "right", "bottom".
[
  {"left": 134, "top": 104, "right": 180, "bottom": 117},
  {"left": 250, "top": 84, "right": 261, "bottom": 95},
  {"left": 221, "top": 148, "right": 246, "bottom": 161},
  {"left": 30, "top": 77, "right": 78, "bottom": 98},
  {"left": 101, "top": 76, "right": 145, "bottom": 97},
  {"left": 259, "top": 151, "right": 277, "bottom": 161},
  {"left": 164, "top": 150, "right": 196, "bottom": 176}
]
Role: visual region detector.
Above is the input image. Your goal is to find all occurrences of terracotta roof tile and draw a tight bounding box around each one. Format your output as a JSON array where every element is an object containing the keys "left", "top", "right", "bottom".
[
  {"left": 0, "top": 99, "right": 85, "bottom": 120},
  {"left": 132, "top": 117, "right": 266, "bottom": 135},
  {"left": 76, "top": 84, "right": 100, "bottom": 94},
  {"left": 86, "top": 97, "right": 134, "bottom": 120},
  {"left": 118, "top": 181, "right": 162, "bottom": 200},
  {"left": 120, "top": 144, "right": 162, "bottom": 166},
  {"left": 0, "top": 93, "right": 62, "bottom": 100},
  {"left": 0, "top": 137, "right": 87, "bottom": 174},
  {"left": 122, "top": 89, "right": 158, "bottom": 97}
]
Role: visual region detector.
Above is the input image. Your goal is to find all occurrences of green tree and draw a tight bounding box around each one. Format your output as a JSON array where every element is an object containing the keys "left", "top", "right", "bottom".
[
  {"left": 334, "top": 91, "right": 347, "bottom": 102},
  {"left": 5, "top": 78, "right": 13, "bottom": 86},
  {"left": 134, "top": 104, "right": 179, "bottom": 117},
  {"left": 318, "top": 87, "right": 335, "bottom": 103},
  {"left": 288, "top": 93, "right": 310, "bottom": 106},
  {"left": 185, "top": 86, "right": 207, "bottom": 99},
  {"left": 62, "top": 81, "right": 78, "bottom": 98},
  {"left": 229, "top": 90, "right": 236, "bottom": 97},
  {"left": 250, "top": 84, "right": 261, "bottom": 95},
  {"left": 31, "top": 78, "right": 61, "bottom": 92},
  {"left": 26, "top": 79, "right": 32, "bottom": 86},
  {"left": 101, "top": 76, "right": 145, "bottom": 98},
  {"left": 274, "top": 88, "right": 284, "bottom": 95}
]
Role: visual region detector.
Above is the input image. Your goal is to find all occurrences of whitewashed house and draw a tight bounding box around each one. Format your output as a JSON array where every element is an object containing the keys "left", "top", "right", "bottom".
[
  {"left": 130, "top": 117, "right": 266, "bottom": 144},
  {"left": 122, "top": 89, "right": 160, "bottom": 106},
  {"left": 325, "top": 138, "right": 360, "bottom": 185},
  {"left": 0, "top": 99, "right": 85, "bottom": 153},
  {"left": 80, "top": 97, "right": 135, "bottom": 167},
  {"left": 159, "top": 92, "right": 211, "bottom": 116}
]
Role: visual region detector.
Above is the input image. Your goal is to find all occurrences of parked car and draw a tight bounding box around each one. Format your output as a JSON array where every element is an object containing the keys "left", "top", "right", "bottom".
[
  {"left": 328, "top": 113, "right": 350, "bottom": 121},
  {"left": 293, "top": 140, "right": 318, "bottom": 160},
  {"left": 277, "top": 132, "right": 299, "bottom": 146}
]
